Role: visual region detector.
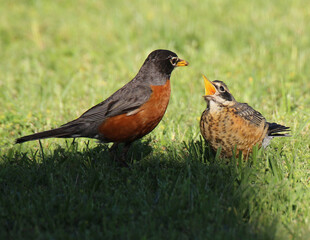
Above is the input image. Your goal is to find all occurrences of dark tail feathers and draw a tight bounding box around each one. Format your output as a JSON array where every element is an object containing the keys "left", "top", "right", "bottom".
[
  {"left": 267, "top": 122, "right": 290, "bottom": 137},
  {"left": 15, "top": 125, "right": 80, "bottom": 144}
]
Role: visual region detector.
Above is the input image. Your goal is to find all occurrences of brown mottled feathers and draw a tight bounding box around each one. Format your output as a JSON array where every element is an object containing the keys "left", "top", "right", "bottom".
[
  {"left": 200, "top": 105, "right": 268, "bottom": 159},
  {"left": 200, "top": 79, "right": 290, "bottom": 159},
  {"left": 233, "top": 102, "right": 266, "bottom": 127}
]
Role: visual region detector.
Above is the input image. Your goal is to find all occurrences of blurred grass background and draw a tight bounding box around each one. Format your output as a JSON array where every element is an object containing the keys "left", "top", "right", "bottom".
[{"left": 0, "top": 0, "right": 309, "bottom": 239}]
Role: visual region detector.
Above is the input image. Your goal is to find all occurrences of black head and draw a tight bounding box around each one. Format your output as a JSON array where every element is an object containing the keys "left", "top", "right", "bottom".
[{"left": 142, "top": 49, "right": 188, "bottom": 75}]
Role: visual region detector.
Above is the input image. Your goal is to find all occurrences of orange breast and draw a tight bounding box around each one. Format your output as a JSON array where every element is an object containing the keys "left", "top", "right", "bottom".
[{"left": 98, "top": 80, "right": 171, "bottom": 143}]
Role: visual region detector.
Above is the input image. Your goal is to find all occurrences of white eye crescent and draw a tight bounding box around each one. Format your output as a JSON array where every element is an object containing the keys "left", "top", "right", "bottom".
[{"left": 170, "top": 57, "right": 178, "bottom": 66}]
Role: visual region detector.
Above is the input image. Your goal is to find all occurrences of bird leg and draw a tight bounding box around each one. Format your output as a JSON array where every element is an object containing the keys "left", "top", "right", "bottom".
[
  {"left": 121, "top": 142, "right": 132, "bottom": 164},
  {"left": 109, "top": 142, "right": 118, "bottom": 153},
  {"left": 109, "top": 142, "right": 119, "bottom": 160},
  {"left": 109, "top": 142, "right": 130, "bottom": 167}
]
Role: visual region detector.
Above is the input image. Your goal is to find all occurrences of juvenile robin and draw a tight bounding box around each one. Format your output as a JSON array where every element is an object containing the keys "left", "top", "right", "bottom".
[
  {"left": 16, "top": 49, "right": 188, "bottom": 164},
  {"left": 200, "top": 75, "right": 290, "bottom": 159}
]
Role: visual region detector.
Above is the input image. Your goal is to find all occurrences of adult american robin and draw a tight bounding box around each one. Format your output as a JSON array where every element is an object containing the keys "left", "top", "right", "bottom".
[
  {"left": 200, "top": 75, "right": 290, "bottom": 159},
  {"left": 16, "top": 49, "right": 188, "bottom": 164}
]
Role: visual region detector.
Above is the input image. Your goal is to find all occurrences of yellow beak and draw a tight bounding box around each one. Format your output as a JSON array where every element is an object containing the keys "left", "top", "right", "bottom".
[
  {"left": 203, "top": 75, "right": 216, "bottom": 95},
  {"left": 176, "top": 59, "right": 189, "bottom": 67}
]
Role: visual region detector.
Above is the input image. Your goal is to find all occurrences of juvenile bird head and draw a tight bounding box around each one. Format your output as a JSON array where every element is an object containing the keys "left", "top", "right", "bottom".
[{"left": 202, "top": 75, "right": 235, "bottom": 108}]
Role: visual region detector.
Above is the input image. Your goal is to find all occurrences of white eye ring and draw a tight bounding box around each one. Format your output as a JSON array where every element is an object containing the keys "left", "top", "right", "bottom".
[
  {"left": 170, "top": 57, "right": 178, "bottom": 66},
  {"left": 219, "top": 86, "right": 225, "bottom": 92}
]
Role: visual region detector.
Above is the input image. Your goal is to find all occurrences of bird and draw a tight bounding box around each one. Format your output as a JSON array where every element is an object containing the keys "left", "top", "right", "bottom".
[
  {"left": 200, "top": 75, "right": 290, "bottom": 159},
  {"left": 16, "top": 49, "right": 189, "bottom": 165}
]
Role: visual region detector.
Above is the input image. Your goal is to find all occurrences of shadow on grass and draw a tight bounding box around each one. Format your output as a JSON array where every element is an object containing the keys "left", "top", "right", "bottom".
[{"left": 0, "top": 137, "right": 283, "bottom": 240}]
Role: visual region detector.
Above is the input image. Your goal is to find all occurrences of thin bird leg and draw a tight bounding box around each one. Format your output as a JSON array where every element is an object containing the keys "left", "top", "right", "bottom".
[
  {"left": 109, "top": 143, "right": 119, "bottom": 161},
  {"left": 121, "top": 142, "right": 132, "bottom": 163},
  {"left": 109, "top": 142, "right": 130, "bottom": 167}
]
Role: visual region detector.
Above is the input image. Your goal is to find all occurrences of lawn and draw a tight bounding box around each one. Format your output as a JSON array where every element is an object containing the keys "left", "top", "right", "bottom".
[{"left": 0, "top": 0, "right": 309, "bottom": 239}]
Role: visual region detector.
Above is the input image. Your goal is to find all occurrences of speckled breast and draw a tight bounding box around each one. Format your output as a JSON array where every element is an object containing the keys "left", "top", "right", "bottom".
[{"left": 200, "top": 107, "right": 268, "bottom": 158}]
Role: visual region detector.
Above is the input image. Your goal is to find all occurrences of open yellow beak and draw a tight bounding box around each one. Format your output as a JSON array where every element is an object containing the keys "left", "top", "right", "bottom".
[
  {"left": 203, "top": 75, "right": 216, "bottom": 95},
  {"left": 176, "top": 59, "right": 189, "bottom": 67}
]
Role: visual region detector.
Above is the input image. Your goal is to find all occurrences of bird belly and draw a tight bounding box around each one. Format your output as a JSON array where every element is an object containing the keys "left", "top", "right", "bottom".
[
  {"left": 200, "top": 108, "right": 267, "bottom": 158},
  {"left": 98, "top": 80, "right": 171, "bottom": 143}
]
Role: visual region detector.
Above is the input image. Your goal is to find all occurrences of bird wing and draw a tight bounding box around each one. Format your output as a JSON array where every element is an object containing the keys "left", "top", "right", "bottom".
[
  {"left": 62, "top": 81, "right": 152, "bottom": 126},
  {"left": 232, "top": 102, "right": 266, "bottom": 127}
]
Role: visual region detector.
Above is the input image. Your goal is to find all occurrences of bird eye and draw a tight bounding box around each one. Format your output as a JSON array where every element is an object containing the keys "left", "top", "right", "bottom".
[
  {"left": 170, "top": 57, "right": 178, "bottom": 66},
  {"left": 219, "top": 86, "right": 225, "bottom": 92}
]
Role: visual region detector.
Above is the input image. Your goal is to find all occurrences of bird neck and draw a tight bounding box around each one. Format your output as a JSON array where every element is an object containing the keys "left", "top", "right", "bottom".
[{"left": 151, "top": 74, "right": 171, "bottom": 86}]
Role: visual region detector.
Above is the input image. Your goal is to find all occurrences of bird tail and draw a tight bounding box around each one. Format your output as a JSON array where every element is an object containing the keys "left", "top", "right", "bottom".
[
  {"left": 267, "top": 122, "right": 291, "bottom": 137},
  {"left": 15, "top": 124, "right": 81, "bottom": 144}
]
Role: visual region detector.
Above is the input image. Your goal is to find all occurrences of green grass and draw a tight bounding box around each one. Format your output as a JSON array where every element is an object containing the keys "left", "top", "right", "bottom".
[{"left": 1, "top": 0, "right": 310, "bottom": 239}]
